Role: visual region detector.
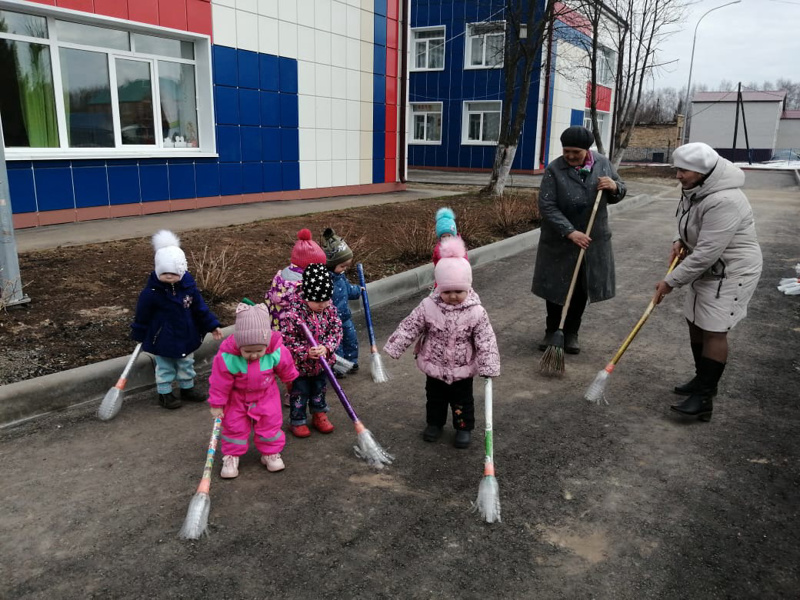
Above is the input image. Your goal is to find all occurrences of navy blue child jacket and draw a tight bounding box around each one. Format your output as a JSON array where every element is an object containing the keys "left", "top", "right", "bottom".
[{"left": 131, "top": 272, "right": 221, "bottom": 358}]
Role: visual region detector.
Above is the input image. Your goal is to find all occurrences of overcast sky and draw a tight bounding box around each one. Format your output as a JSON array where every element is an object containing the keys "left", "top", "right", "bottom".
[{"left": 649, "top": 0, "right": 800, "bottom": 92}]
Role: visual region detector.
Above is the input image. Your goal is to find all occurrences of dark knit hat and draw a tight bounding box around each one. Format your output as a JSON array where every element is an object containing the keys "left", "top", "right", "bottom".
[
  {"left": 321, "top": 227, "right": 353, "bottom": 269},
  {"left": 302, "top": 263, "right": 333, "bottom": 303},
  {"left": 291, "top": 228, "right": 327, "bottom": 269},
  {"left": 560, "top": 126, "right": 595, "bottom": 150}
]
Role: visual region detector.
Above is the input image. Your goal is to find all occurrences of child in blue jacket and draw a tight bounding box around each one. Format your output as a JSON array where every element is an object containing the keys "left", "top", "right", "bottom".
[
  {"left": 321, "top": 228, "right": 362, "bottom": 375},
  {"left": 131, "top": 230, "right": 223, "bottom": 409}
]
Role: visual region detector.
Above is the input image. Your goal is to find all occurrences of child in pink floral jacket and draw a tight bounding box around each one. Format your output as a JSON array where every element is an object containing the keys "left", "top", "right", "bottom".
[
  {"left": 384, "top": 237, "right": 500, "bottom": 449},
  {"left": 281, "top": 263, "right": 343, "bottom": 438}
]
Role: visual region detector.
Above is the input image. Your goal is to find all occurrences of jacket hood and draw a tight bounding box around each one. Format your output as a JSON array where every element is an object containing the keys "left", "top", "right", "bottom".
[
  {"left": 685, "top": 157, "right": 745, "bottom": 199},
  {"left": 281, "top": 265, "right": 303, "bottom": 282},
  {"left": 219, "top": 329, "right": 283, "bottom": 355},
  {"left": 431, "top": 288, "right": 482, "bottom": 311}
]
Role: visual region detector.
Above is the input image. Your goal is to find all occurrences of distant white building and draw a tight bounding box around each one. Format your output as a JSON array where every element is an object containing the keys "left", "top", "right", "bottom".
[
  {"left": 689, "top": 90, "right": 787, "bottom": 162},
  {"left": 776, "top": 110, "right": 800, "bottom": 154}
]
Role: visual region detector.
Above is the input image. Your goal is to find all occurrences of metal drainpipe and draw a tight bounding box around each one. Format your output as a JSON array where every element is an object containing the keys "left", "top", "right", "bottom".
[
  {"left": 0, "top": 125, "right": 30, "bottom": 307},
  {"left": 398, "top": 0, "right": 409, "bottom": 183}
]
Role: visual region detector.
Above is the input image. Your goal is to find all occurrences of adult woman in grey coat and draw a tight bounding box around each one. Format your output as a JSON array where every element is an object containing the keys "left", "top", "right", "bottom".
[
  {"left": 532, "top": 126, "right": 626, "bottom": 354},
  {"left": 655, "top": 142, "right": 762, "bottom": 421}
]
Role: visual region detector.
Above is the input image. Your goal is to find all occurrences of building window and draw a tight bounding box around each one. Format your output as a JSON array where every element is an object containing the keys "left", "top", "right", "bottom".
[
  {"left": 462, "top": 101, "right": 501, "bottom": 144},
  {"left": 0, "top": 6, "right": 211, "bottom": 158},
  {"left": 412, "top": 27, "right": 445, "bottom": 71},
  {"left": 410, "top": 102, "right": 442, "bottom": 144},
  {"left": 597, "top": 46, "right": 615, "bottom": 86},
  {"left": 466, "top": 22, "right": 505, "bottom": 69},
  {"left": 583, "top": 110, "right": 606, "bottom": 144}
]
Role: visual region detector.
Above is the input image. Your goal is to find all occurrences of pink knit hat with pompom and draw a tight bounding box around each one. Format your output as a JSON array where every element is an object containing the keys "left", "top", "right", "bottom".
[
  {"left": 234, "top": 303, "right": 272, "bottom": 348},
  {"left": 434, "top": 237, "right": 472, "bottom": 292},
  {"left": 291, "top": 228, "right": 326, "bottom": 269}
]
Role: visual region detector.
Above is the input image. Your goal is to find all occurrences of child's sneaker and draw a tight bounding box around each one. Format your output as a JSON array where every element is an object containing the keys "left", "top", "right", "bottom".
[
  {"left": 220, "top": 455, "right": 239, "bottom": 478},
  {"left": 261, "top": 453, "right": 285, "bottom": 472},
  {"left": 454, "top": 430, "right": 471, "bottom": 449},
  {"left": 290, "top": 424, "right": 311, "bottom": 438},
  {"left": 180, "top": 387, "right": 205, "bottom": 402},
  {"left": 422, "top": 424, "right": 442, "bottom": 442},
  {"left": 158, "top": 391, "right": 182, "bottom": 409},
  {"left": 312, "top": 413, "right": 334, "bottom": 434}
]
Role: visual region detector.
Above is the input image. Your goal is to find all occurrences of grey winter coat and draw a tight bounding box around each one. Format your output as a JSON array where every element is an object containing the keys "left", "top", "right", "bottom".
[
  {"left": 531, "top": 151, "right": 627, "bottom": 304},
  {"left": 664, "top": 158, "right": 762, "bottom": 332}
]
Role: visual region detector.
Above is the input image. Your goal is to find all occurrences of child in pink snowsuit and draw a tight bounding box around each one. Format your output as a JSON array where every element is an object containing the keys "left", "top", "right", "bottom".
[
  {"left": 385, "top": 237, "right": 500, "bottom": 449},
  {"left": 264, "top": 228, "right": 327, "bottom": 331},
  {"left": 208, "top": 303, "right": 299, "bottom": 479}
]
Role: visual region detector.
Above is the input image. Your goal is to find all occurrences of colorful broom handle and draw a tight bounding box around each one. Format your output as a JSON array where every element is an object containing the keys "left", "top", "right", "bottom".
[
  {"left": 355, "top": 263, "right": 378, "bottom": 351},
  {"left": 609, "top": 253, "right": 683, "bottom": 366},
  {"left": 298, "top": 321, "right": 359, "bottom": 423},
  {"left": 197, "top": 416, "right": 222, "bottom": 495},
  {"left": 483, "top": 378, "right": 494, "bottom": 473},
  {"left": 558, "top": 190, "right": 604, "bottom": 330}
]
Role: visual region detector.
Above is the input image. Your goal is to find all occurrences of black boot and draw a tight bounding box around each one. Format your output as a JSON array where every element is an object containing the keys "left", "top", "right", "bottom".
[
  {"left": 180, "top": 387, "right": 206, "bottom": 402},
  {"left": 670, "top": 357, "right": 725, "bottom": 422},
  {"left": 673, "top": 343, "right": 704, "bottom": 395},
  {"left": 564, "top": 331, "right": 580, "bottom": 355},
  {"left": 454, "top": 429, "right": 471, "bottom": 449},
  {"left": 422, "top": 424, "right": 442, "bottom": 442},
  {"left": 158, "top": 391, "right": 182, "bottom": 409},
  {"left": 538, "top": 330, "right": 556, "bottom": 352}
]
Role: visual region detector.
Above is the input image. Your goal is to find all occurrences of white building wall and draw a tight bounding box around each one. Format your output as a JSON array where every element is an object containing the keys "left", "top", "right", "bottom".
[
  {"left": 776, "top": 119, "right": 800, "bottom": 150},
  {"left": 211, "top": 0, "right": 375, "bottom": 190},
  {"left": 690, "top": 101, "right": 782, "bottom": 149}
]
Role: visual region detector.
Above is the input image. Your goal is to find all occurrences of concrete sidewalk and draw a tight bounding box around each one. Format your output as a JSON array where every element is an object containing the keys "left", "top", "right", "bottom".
[{"left": 15, "top": 186, "right": 459, "bottom": 252}]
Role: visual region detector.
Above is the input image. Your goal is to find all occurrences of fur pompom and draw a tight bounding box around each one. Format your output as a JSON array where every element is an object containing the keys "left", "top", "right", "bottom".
[
  {"left": 439, "top": 236, "right": 466, "bottom": 259},
  {"left": 435, "top": 207, "right": 455, "bottom": 222},
  {"left": 297, "top": 228, "right": 312, "bottom": 241},
  {"left": 152, "top": 230, "right": 180, "bottom": 251}
]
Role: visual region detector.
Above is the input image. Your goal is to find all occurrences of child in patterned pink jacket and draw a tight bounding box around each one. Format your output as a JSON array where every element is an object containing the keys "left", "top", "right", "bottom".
[
  {"left": 281, "top": 263, "right": 343, "bottom": 438},
  {"left": 264, "top": 228, "right": 327, "bottom": 331},
  {"left": 384, "top": 237, "right": 500, "bottom": 449},
  {"left": 208, "top": 303, "right": 299, "bottom": 479}
]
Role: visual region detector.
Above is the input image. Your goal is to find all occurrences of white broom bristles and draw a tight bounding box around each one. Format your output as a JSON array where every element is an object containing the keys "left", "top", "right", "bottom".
[
  {"left": 178, "top": 492, "right": 211, "bottom": 540},
  {"left": 353, "top": 429, "right": 394, "bottom": 469},
  {"left": 584, "top": 368, "right": 610, "bottom": 405},
  {"left": 333, "top": 354, "right": 355, "bottom": 376},
  {"left": 473, "top": 475, "right": 501, "bottom": 523},
  {"left": 370, "top": 352, "right": 390, "bottom": 383},
  {"left": 97, "top": 388, "right": 123, "bottom": 421}
]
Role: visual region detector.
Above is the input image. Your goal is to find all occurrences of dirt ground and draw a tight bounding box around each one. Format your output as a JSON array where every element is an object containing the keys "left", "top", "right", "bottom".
[
  {"left": 1, "top": 185, "right": 798, "bottom": 599},
  {"left": 0, "top": 190, "right": 539, "bottom": 386}
]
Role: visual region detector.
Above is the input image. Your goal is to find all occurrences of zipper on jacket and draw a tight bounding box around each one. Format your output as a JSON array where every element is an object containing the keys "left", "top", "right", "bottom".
[{"left": 152, "top": 325, "right": 163, "bottom": 345}]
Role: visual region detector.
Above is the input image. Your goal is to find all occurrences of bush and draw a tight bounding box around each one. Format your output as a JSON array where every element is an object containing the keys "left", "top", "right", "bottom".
[
  {"left": 191, "top": 244, "right": 243, "bottom": 300},
  {"left": 386, "top": 217, "right": 435, "bottom": 264},
  {"left": 492, "top": 191, "right": 541, "bottom": 236},
  {"left": 454, "top": 205, "right": 490, "bottom": 248}
]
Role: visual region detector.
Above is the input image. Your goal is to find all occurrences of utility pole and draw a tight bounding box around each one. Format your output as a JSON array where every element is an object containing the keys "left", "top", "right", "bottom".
[{"left": 0, "top": 125, "right": 30, "bottom": 307}]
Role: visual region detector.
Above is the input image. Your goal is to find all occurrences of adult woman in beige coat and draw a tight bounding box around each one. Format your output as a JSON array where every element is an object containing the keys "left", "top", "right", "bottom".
[{"left": 655, "top": 143, "right": 762, "bottom": 421}]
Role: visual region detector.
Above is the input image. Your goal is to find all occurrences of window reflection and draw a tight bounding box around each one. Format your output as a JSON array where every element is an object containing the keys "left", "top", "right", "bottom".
[{"left": 60, "top": 48, "right": 114, "bottom": 147}]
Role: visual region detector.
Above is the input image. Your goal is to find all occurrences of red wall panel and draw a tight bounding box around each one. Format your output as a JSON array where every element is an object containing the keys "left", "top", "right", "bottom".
[
  {"left": 26, "top": 0, "right": 56, "bottom": 5},
  {"left": 585, "top": 83, "right": 612, "bottom": 112},
  {"left": 158, "top": 0, "right": 187, "bottom": 30},
  {"left": 56, "top": 0, "right": 94, "bottom": 11},
  {"left": 186, "top": 0, "right": 212, "bottom": 36},
  {"left": 94, "top": 0, "right": 127, "bottom": 19},
  {"left": 127, "top": 0, "right": 159, "bottom": 27}
]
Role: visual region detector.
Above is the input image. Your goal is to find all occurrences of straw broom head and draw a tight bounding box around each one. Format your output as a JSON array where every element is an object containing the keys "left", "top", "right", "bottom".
[{"left": 539, "top": 330, "right": 565, "bottom": 376}]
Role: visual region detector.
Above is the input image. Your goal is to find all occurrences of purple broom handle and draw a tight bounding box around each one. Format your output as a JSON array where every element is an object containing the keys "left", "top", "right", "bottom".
[
  {"left": 298, "top": 321, "right": 359, "bottom": 423},
  {"left": 356, "top": 263, "right": 378, "bottom": 348}
]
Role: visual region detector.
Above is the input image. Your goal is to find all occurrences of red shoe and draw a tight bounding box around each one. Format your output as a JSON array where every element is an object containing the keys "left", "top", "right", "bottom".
[
  {"left": 312, "top": 413, "right": 334, "bottom": 434},
  {"left": 290, "top": 424, "right": 311, "bottom": 438}
]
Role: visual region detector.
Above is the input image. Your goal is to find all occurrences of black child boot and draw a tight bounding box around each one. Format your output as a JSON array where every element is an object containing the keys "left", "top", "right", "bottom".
[
  {"left": 673, "top": 342, "right": 704, "bottom": 395},
  {"left": 670, "top": 357, "right": 725, "bottom": 422}
]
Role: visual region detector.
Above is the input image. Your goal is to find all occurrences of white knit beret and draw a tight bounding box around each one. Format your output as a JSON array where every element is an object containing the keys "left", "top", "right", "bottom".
[
  {"left": 152, "top": 230, "right": 187, "bottom": 278},
  {"left": 673, "top": 142, "right": 720, "bottom": 174}
]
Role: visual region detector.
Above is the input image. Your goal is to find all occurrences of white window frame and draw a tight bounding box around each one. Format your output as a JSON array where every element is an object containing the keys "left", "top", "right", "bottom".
[
  {"left": 0, "top": 0, "right": 216, "bottom": 160},
  {"left": 597, "top": 46, "right": 615, "bottom": 87},
  {"left": 411, "top": 26, "right": 445, "bottom": 72},
  {"left": 409, "top": 102, "right": 443, "bottom": 145},
  {"left": 583, "top": 110, "right": 607, "bottom": 146},
  {"left": 465, "top": 21, "right": 505, "bottom": 70},
  {"left": 461, "top": 100, "right": 502, "bottom": 146}
]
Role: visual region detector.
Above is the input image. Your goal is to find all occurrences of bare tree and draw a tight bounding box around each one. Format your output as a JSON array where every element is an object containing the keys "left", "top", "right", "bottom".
[
  {"left": 603, "top": 0, "right": 687, "bottom": 167},
  {"left": 482, "top": 1, "right": 579, "bottom": 196}
]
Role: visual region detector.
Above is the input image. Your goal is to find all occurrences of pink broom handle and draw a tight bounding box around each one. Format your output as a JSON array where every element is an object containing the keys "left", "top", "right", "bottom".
[{"left": 298, "top": 322, "right": 359, "bottom": 424}]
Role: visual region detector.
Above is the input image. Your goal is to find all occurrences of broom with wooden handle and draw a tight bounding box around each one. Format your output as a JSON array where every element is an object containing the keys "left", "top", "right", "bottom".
[
  {"left": 97, "top": 343, "right": 143, "bottom": 421},
  {"left": 179, "top": 416, "right": 222, "bottom": 540},
  {"left": 298, "top": 321, "right": 393, "bottom": 469},
  {"left": 584, "top": 252, "right": 683, "bottom": 405},
  {"left": 539, "top": 190, "right": 603, "bottom": 376}
]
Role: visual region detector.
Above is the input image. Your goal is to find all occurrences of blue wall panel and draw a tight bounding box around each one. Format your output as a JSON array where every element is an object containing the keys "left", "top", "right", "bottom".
[
  {"left": 168, "top": 163, "right": 196, "bottom": 200},
  {"left": 7, "top": 167, "right": 37, "bottom": 213},
  {"left": 34, "top": 167, "right": 73, "bottom": 211},
  {"left": 108, "top": 165, "right": 141, "bottom": 204},
  {"left": 73, "top": 166, "right": 109, "bottom": 208}
]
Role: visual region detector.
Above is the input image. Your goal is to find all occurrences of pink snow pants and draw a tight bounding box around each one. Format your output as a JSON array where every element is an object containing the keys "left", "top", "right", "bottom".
[{"left": 220, "top": 398, "right": 285, "bottom": 457}]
